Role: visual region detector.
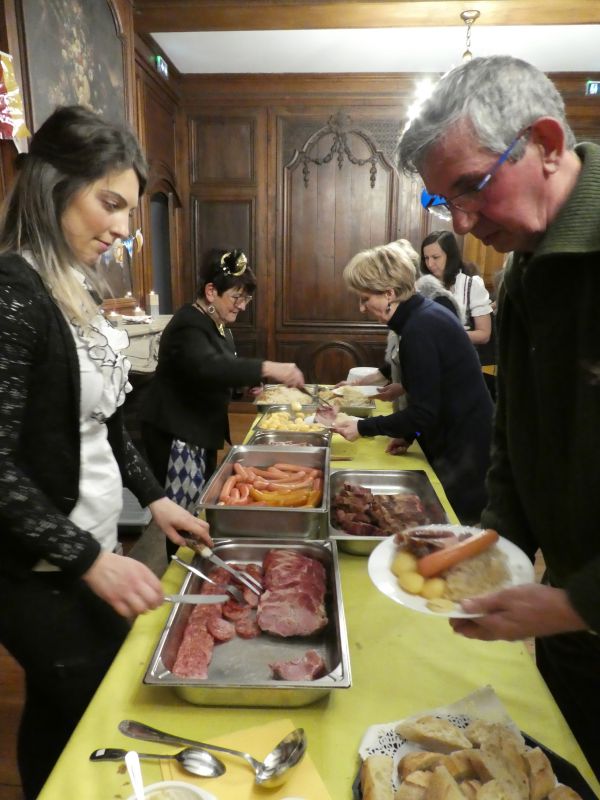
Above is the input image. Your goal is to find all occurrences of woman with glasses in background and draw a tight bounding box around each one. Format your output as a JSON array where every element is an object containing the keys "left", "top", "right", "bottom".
[{"left": 140, "top": 249, "right": 305, "bottom": 530}]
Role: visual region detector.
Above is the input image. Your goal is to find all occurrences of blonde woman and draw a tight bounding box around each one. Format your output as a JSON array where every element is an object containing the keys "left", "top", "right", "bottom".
[
  {"left": 334, "top": 240, "right": 493, "bottom": 524},
  {"left": 0, "top": 106, "right": 212, "bottom": 798}
]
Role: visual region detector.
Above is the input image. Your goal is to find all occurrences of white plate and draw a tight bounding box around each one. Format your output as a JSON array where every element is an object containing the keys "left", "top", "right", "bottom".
[
  {"left": 367, "top": 528, "right": 535, "bottom": 618},
  {"left": 332, "top": 385, "right": 380, "bottom": 398}
]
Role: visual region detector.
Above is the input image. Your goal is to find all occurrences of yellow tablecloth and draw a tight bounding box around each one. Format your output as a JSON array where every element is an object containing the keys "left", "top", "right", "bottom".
[{"left": 38, "top": 404, "right": 599, "bottom": 798}]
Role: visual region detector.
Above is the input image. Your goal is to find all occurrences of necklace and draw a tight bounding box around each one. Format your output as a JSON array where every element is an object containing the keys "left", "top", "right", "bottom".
[{"left": 193, "top": 300, "right": 226, "bottom": 337}]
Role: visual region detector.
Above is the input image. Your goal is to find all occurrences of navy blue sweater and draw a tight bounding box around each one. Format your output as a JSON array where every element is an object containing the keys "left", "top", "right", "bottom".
[{"left": 359, "top": 294, "right": 493, "bottom": 521}]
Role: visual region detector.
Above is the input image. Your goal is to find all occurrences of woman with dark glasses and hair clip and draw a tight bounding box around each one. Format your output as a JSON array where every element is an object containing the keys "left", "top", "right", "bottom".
[
  {"left": 141, "top": 248, "right": 305, "bottom": 530},
  {"left": 420, "top": 230, "right": 493, "bottom": 352}
]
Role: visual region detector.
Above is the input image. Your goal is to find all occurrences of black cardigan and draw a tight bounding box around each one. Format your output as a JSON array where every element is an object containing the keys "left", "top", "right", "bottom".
[
  {"left": 0, "top": 254, "right": 164, "bottom": 579},
  {"left": 140, "top": 303, "right": 263, "bottom": 450},
  {"left": 359, "top": 294, "right": 493, "bottom": 520}
]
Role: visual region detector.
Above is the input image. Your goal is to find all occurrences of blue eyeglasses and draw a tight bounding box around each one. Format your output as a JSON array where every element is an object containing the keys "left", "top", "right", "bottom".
[{"left": 421, "top": 129, "right": 530, "bottom": 219}]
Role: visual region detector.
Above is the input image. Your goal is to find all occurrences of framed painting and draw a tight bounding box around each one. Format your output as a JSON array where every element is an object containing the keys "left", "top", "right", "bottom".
[{"left": 20, "top": 0, "right": 126, "bottom": 131}]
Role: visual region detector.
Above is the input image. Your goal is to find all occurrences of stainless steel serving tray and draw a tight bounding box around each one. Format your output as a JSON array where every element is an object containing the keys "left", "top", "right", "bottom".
[
  {"left": 246, "top": 429, "right": 331, "bottom": 447},
  {"left": 254, "top": 404, "right": 323, "bottom": 429},
  {"left": 144, "top": 538, "right": 351, "bottom": 706},
  {"left": 197, "top": 445, "right": 330, "bottom": 538},
  {"left": 254, "top": 385, "right": 319, "bottom": 411},
  {"left": 329, "top": 469, "right": 448, "bottom": 555}
]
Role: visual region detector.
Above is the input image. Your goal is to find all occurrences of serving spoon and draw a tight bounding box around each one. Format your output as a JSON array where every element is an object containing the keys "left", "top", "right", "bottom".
[
  {"left": 91, "top": 746, "right": 225, "bottom": 779},
  {"left": 119, "top": 720, "right": 307, "bottom": 787}
]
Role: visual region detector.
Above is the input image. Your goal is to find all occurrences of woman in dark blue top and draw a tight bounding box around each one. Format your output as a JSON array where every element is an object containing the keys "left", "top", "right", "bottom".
[{"left": 334, "top": 240, "right": 493, "bottom": 523}]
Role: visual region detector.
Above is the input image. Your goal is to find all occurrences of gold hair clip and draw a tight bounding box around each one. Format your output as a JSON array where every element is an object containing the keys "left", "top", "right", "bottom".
[{"left": 221, "top": 251, "right": 247, "bottom": 276}]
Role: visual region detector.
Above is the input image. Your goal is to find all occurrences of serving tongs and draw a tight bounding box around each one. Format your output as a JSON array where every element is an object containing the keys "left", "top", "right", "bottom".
[
  {"left": 180, "top": 537, "right": 262, "bottom": 596},
  {"left": 298, "top": 384, "right": 335, "bottom": 409},
  {"left": 170, "top": 555, "right": 244, "bottom": 603}
]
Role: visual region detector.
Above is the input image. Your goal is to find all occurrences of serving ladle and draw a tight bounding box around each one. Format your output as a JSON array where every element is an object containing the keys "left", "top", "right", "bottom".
[
  {"left": 90, "top": 746, "right": 225, "bottom": 779},
  {"left": 119, "top": 720, "right": 307, "bottom": 787}
]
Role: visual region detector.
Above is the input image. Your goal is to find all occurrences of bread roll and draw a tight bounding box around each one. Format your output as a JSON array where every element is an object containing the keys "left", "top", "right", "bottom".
[
  {"left": 465, "top": 721, "right": 524, "bottom": 751},
  {"left": 442, "top": 750, "right": 477, "bottom": 781},
  {"left": 548, "top": 787, "right": 583, "bottom": 800},
  {"left": 426, "top": 765, "right": 466, "bottom": 800},
  {"left": 394, "top": 782, "right": 427, "bottom": 800},
  {"left": 460, "top": 780, "right": 483, "bottom": 800},
  {"left": 405, "top": 770, "right": 432, "bottom": 789},
  {"left": 361, "top": 754, "right": 395, "bottom": 800},
  {"left": 475, "top": 778, "right": 516, "bottom": 799},
  {"left": 396, "top": 716, "right": 473, "bottom": 753},
  {"left": 524, "top": 748, "right": 556, "bottom": 800},
  {"left": 399, "top": 751, "right": 446, "bottom": 779}
]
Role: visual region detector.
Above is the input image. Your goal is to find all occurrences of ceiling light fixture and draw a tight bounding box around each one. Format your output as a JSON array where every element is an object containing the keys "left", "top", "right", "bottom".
[{"left": 460, "top": 9, "right": 480, "bottom": 61}]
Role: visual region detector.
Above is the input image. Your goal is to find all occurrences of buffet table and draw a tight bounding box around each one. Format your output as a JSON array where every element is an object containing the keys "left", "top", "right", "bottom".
[{"left": 38, "top": 404, "right": 599, "bottom": 799}]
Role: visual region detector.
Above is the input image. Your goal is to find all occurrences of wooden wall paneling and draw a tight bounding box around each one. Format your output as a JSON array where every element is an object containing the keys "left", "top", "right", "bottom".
[
  {"left": 273, "top": 104, "right": 409, "bottom": 381},
  {"left": 188, "top": 108, "right": 267, "bottom": 359},
  {"left": 134, "top": 33, "right": 188, "bottom": 308}
]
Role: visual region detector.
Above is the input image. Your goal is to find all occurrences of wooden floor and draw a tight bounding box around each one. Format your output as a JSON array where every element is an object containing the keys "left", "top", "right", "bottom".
[{"left": 0, "top": 411, "right": 255, "bottom": 800}]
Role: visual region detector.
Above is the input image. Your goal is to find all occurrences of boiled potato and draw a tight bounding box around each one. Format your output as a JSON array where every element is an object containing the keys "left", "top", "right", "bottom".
[
  {"left": 391, "top": 551, "right": 418, "bottom": 576},
  {"left": 421, "top": 577, "right": 446, "bottom": 600},
  {"left": 290, "top": 401, "right": 302, "bottom": 412},
  {"left": 397, "top": 571, "right": 425, "bottom": 595}
]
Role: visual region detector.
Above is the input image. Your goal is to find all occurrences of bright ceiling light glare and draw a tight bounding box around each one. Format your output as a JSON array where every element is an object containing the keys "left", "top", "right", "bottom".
[{"left": 402, "top": 77, "right": 436, "bottom": 133}]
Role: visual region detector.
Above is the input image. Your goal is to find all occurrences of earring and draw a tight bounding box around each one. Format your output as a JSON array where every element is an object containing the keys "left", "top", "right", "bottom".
[
  {"left": 386, "top": 302, "right": 391, "bottom": 313},
  {"left": 207, "top": 305, "right": 215, "bottom": 314}
]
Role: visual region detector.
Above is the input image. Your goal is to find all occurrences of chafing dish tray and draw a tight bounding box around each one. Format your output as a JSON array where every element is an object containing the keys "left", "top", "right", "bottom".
[
  {"left": 254, "top": 404, "right": 326, "bottom": 432},
  {"left": 144, "top": 538, "right": 351, "bottom": 706},
  {"left": 254, "top": 385, "right": 320, "bottom": 411},
  {"left": 197, "top": 445, "right": 330, "bottom": 538},
  {"left": 329, "top": 469, "right": 448, "bottom": 555},
  {"left": 246, "top": 429, "right": 331, "bottom": 447}
]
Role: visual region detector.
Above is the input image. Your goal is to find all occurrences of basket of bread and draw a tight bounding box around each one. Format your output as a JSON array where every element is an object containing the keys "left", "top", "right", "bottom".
[{"left": 356, "top": 688, "right": 594, "bottom": 800}]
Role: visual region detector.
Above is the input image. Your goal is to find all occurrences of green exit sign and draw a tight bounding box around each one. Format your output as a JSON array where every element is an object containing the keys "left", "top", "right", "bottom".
[
  {"left": 154, "top": 55, "right": 169, "bottom": 80},
  {"left": 586, "top": 80, "right": 600, "bottom": 96}
]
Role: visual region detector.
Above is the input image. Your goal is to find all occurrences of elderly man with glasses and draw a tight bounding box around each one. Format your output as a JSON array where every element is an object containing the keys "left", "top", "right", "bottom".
[{"left": 399, "top": 55, "right": 600, "bottom": 778}]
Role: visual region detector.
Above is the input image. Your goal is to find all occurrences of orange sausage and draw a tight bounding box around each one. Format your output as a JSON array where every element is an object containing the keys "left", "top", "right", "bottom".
[
  {"left": 233, "top": 462, "right": 249, "bottom": 479},
  {"left": 417, "top": 529, "right": 499, "bottom": 578},
  {"left": 266, "top": 477, "right": 314, "bottom": 491},
  {"left": 265, "top": 470, "right": 307, "bottom": 483},
  {"left": 229, "top": 486, "right": 241, "bottom": 501},
  {"left": 272, "top": 462, "right": 306, "bottom": 473},
  {"left": 219, "top": 474, "right": 239, "bottom": 502},
  {"left": 238, "top": 483, "right": 250, "bottom": 501}
]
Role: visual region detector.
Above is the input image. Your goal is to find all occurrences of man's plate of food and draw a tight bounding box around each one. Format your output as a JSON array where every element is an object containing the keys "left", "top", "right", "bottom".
[{"left": 367, "top": 524, "right": 535, "bottom": 618}]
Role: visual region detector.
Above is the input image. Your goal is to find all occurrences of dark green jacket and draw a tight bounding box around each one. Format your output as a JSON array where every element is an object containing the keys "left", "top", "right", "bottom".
[{"left": 481, "top": 142, "right": 600, "bottom": 631}]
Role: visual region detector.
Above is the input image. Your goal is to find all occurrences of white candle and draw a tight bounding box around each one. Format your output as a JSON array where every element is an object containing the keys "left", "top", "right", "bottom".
[
  {"left": 132, "top": 305, "right": 146, "bottom": 317},
  {"left": 147, "top": 290, "right": 160, "bottom": 317}
]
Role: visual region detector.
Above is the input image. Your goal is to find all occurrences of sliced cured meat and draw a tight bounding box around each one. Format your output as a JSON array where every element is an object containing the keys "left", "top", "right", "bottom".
[
  {"left": 257, "top": 588, "right": 327, "bottom": 637},
  {"left": 235, "top": 612, "right": 261, "bottom": 639},
  {"left": 207, "top": 616, "right": 236, "bottom": 642},
  {"left": 222, "top": 598, "right": 250, "bottom": 621},
  {"left": 172, "top": 629, "right": 214, "bottom": 679},
  {"left": 243, "top": 587, "right": 260, "bottom": 607},
  {"left": 270, "top": 649, "right": 326, "bottom": 681},
  {"left": 258, "top": 549, "right": 328, "bottom": 637}
]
